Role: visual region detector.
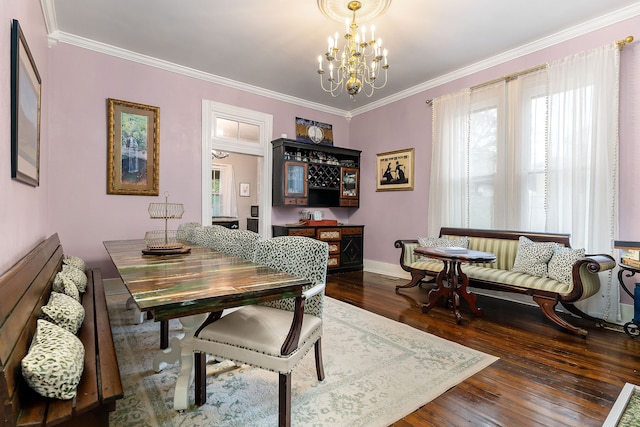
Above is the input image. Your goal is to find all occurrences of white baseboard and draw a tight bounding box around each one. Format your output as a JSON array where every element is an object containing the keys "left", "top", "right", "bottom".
[{"left": 362, "top": 258, "right": 632, "bottom": 327}]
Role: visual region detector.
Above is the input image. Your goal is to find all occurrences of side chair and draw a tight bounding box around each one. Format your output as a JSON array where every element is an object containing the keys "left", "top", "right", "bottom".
[{"left": 192, "top": 236, "right": 329, "bottom": 427}]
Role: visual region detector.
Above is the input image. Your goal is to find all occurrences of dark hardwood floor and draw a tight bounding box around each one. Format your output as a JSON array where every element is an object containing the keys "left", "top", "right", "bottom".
[{"left": 325, "top": 271, "right": 640, "bottom": 427}]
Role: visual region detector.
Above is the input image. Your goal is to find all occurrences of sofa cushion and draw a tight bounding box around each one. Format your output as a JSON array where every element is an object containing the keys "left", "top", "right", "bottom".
[
  {"left": 21, "top": 320, "right": 85, "bottom": 400},
  {"left": 548, "top": 246, "right": 585, "bottom": 286},
  {"left": 511, "top": 236, "right": 557, "bottom": 278}
]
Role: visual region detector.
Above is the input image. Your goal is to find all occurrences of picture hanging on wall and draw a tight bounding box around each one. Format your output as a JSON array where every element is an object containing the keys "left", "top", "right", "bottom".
[
  {"left": 376, "top": 148, "right": 415, "bottom": 191},
  {"left": 10, "top": 19, "right": 41, "bottom": 187},
  {"left": 295, "top": 117, "right": 333, "bottom": 145},
  {"left": 107, "top": 98, "right": 160, "bottom": 195}
]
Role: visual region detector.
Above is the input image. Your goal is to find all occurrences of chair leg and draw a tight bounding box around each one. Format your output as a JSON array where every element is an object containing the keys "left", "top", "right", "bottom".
[
  {"left": 314, "top": 338, "right": 325, "bottom": 381},
  {"left": 195, "top": 352, "right": 207, "bottom": 405},
  {"left": 160, "top": 319, "right": 169, "bottom": 349},
  {"left": 278, "top": 372, "right": 292, "bottom": 427}
]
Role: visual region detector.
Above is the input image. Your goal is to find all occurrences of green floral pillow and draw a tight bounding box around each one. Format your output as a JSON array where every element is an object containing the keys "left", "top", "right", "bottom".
[
  {"left": 41, "top": 292, "right": 85, "bottom": 334},
  {"left": 54, "top": 265, "right": 87, "bottom": 293},
  {"left": 511, "top": 236, "right": 557, "bottom": 278},
  {"left": 21, "top": 319, "right": 85, "bottom": 400},
  {"left": 63, "top": 255, "right": 85, "bottom": 272},
  {"left": 548, "top": 246, "right": 585, "bottom": 286}
]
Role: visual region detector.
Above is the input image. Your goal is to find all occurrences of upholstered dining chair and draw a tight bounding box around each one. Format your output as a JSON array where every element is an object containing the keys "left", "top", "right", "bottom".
[
  {"left": 192, "top": 236, "right": 329, "bottom": 427},
  {"left": 176, "top": 221, "right": 201, "bottom": 242},
  {"left": 215, "top": 229, "right": 262, "bottom": 261}
]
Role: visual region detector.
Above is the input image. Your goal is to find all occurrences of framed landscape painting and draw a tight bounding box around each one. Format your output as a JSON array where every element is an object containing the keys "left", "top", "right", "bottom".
[
  {"left": 10, "top": 19, "right": 41, "bottom": 187},
  {"left": 107, "top": 98, "right": 160, "bottom": 195},
  {"left": 376, "top": 148, "right": 415, "bottom": 191}
]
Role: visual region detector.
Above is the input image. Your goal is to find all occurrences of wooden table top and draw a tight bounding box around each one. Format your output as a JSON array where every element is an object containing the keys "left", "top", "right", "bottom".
[
  {"left": 103, "top": 239, "right": 310, "bottom": 321},
  {"left": 414, "top": 247, "right": 496, "bottom": 263}
]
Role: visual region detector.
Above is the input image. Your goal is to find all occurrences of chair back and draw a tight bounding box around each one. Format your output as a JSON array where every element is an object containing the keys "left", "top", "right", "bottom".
[
  {"left": 191, "top": 225, "right": 231, "bottom": 247},
  {"left": 253, "top": 236, "right": 329, "bottom": 317},
  {"left": 176, "top": 222, "right": 201, "bottom": 243},
  {"left": 219, "top": 229, "right": 262, "bottom": 261}
]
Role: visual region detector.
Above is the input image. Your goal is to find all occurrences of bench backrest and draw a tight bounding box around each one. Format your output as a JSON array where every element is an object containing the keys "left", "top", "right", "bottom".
[
  {"left": 440, "top": 227, "right": 571, "bottom": 270},
  {"left": 0, "top": 234, "right": 62, "bottom": 425}
]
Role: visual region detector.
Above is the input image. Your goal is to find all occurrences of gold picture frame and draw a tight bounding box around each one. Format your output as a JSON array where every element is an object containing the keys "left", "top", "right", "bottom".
[
  {"left": 107, "top": 98, "right": 160, "bottom": 195},
  {"left": 376, "top": 148, "right": 415, "bottom": 191},
  {"left": 10, "top": 19, "right": 41, "bottom": 187}
]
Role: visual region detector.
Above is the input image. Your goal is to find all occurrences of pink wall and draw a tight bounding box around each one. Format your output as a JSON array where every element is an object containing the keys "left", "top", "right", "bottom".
[
  {"left": 3, "top": 0, "right": 639, "bottom": 308},
  {"left": 0, "top": 0, "right": 51, "bottom": 273},
  {"left": 47, "top": 44, "right": 350, "bottom": 277}
]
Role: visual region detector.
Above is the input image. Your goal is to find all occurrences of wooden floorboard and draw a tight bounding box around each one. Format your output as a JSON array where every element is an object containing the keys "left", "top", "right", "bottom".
[{"left": 325, "top": 271, "right": 640, "bottom": 427}]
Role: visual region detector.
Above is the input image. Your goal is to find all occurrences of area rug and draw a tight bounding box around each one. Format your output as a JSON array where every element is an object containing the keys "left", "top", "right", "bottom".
[{"left": 107, "top": 294, "right": 498, "bottom": 426}]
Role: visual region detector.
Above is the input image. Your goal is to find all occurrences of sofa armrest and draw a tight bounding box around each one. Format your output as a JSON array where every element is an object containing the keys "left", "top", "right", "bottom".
[
  {"left": 564, "top": 254, "right": 616, "bottom": 302},
  {"left": 394, "top": 239, "right": 420, "bottom": 272}
]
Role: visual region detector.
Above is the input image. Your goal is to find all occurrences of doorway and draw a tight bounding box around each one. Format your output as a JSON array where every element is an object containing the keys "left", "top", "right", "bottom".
[{"left": 201, "top": 100, "right": 273, "bottom": 236}]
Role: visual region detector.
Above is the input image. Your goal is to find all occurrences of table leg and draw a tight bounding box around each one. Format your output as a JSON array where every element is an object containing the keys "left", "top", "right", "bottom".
[
  {"left": 150, "top": 313, "right": 208, "bottom": 411},
  {"left": 455, "top": 262, "right": 484, "bottom": 318},
  {"left": 125, "top": 296, "right": 144, "bottom": 324},
  {"left": 422, "top": 262, "right": 449, "bottom": 313}
]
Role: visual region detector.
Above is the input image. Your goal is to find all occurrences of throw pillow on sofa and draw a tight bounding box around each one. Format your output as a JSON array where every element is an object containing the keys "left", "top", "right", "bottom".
[
  {"left": 511, "top": 236, "right": 557, "bottom": 278},
  {"left": 41, "top": 291, "right": 85, "bottom": 334},
  {"left": 548, "top": 246, "right": 585, "bottom": 286},
  {"left": 417, "top": 236, "right": 470, "bottom": 260},
  {"left": 53, "top": 264, "right": 87, "bottom": 293},
  {"left": 63, "top": 254, "right": 86, "bottom": 272},
  {"left": 21, "top": 319, "right": 85, "bottom": 400}
]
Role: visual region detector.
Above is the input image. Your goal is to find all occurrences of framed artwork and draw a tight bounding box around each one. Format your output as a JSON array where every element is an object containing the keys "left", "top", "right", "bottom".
[
  {"left": 376, "top": 148, "right": 415, "bottom": 191},
  {"left": 10, "top": 19, "right": 41, "bottom": 187},
  {"left": 239, "top": 182, "right": 250, "bottom": 197},
  {"left": 107, "top": 98, "right": 160, "bottom": 195},
  {"left": 295, "top": 117, "right": 333, "bottom": 145}
]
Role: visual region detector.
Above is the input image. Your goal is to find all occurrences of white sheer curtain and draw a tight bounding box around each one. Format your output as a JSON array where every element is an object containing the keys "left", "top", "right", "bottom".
[
  {"left": 546, "top": 44, "right": 620, "bottom": 320},
  {"left": 213, "top": 163, "right": 238, "bottom": 218},
  {"left": 429, "top": 43, "right": 620, "bottom": 320},
  {"left": 428, "top": 88, "right": 470, "bottom": 237}
]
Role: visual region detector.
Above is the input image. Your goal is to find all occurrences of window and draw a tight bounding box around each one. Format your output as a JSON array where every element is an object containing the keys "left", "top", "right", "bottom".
[{"left": 430, "top": 44, "right": 619, "bottom": 320}]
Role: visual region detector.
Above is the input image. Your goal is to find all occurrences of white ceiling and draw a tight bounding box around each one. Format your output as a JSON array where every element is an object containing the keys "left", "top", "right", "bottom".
[{"left": 44, "top": 0, "right": 640, "bottom": 114}]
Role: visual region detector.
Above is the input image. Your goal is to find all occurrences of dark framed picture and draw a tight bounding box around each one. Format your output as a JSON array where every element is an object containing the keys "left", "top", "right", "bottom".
[
  {"left": 107, "top": 98, "right": 160, "bottom": 195},
  {"left": 376, "top": 148, "right": 415, "bottom": 191},
  {"left": 295, "top": 117, "right": 333, "bottom": 145},
  {"left": 10, "top": 19, "right": 41, "bottom": 187}
]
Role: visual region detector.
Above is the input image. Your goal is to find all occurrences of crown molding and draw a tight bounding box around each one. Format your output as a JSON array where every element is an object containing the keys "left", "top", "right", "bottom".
[
  {"left": 45, "top": 29, "right": 350, "bottom": 118},
  {"left": 349, "top": 2, "right": 640, "bottom": 117},
  {"left": 42, "top": 0, "right": 640, "bottom": 118}
]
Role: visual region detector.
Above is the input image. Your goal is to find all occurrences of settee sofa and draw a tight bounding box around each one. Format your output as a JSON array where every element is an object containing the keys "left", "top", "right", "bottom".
[{"left": 394, "top": 227, "right": 617, "bottom": 336}]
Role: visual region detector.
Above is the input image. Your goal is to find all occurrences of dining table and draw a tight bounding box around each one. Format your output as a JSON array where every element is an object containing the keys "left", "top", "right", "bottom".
[{"left": 103, "top": 239, "right": 311, "bottom": 410}]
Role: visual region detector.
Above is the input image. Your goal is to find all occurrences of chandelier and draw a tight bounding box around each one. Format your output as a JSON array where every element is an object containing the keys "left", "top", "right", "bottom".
[{"left": 317, "top": 1, "right": 389, "bottom": 99}]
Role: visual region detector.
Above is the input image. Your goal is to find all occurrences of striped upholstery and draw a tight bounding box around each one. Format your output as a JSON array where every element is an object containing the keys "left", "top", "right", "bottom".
[{"left": 404, "top": 234, "right": 597, "bottom": 300}]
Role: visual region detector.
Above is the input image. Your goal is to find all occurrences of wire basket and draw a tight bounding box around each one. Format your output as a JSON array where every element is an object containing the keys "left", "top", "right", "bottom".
[
  {"left": 148, "top": 202, "right": 184, "bottom": 219},
  {"left": 144, "top": 230, "right": 184, "bottom": 250}
]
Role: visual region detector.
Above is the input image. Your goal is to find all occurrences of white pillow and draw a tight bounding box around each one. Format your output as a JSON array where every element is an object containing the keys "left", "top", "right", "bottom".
[
  {"left": 21, "top": 320, "right": 85, "bottom": 400},
  {"left": 41, "top": 292, "right": 85, "bottom": 334},
  {"left": 417, "top": 236, "right": 469, "bottom": 248},
  {"left": 511, "top": 236, "right": 557, "bottom": 278},
  {"left": 548, "top": 246, "right": 585, "bottom": 286}
]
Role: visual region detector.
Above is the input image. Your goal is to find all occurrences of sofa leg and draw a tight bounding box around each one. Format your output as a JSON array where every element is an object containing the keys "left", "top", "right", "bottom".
[
  {"left": 396, "top": 271, "right": 433, "bottom": 290},
  {"left": 533, "top": 295, "right": 588, "bottom": 337}
]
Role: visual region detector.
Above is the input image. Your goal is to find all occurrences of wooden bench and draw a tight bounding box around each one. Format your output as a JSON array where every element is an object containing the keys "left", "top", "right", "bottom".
[
  {"left": 395, "top": 227, "right": 617, "bottom": 336},
  {"left": 0, "top": 234, "right": 123, "bottom": 426}
]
